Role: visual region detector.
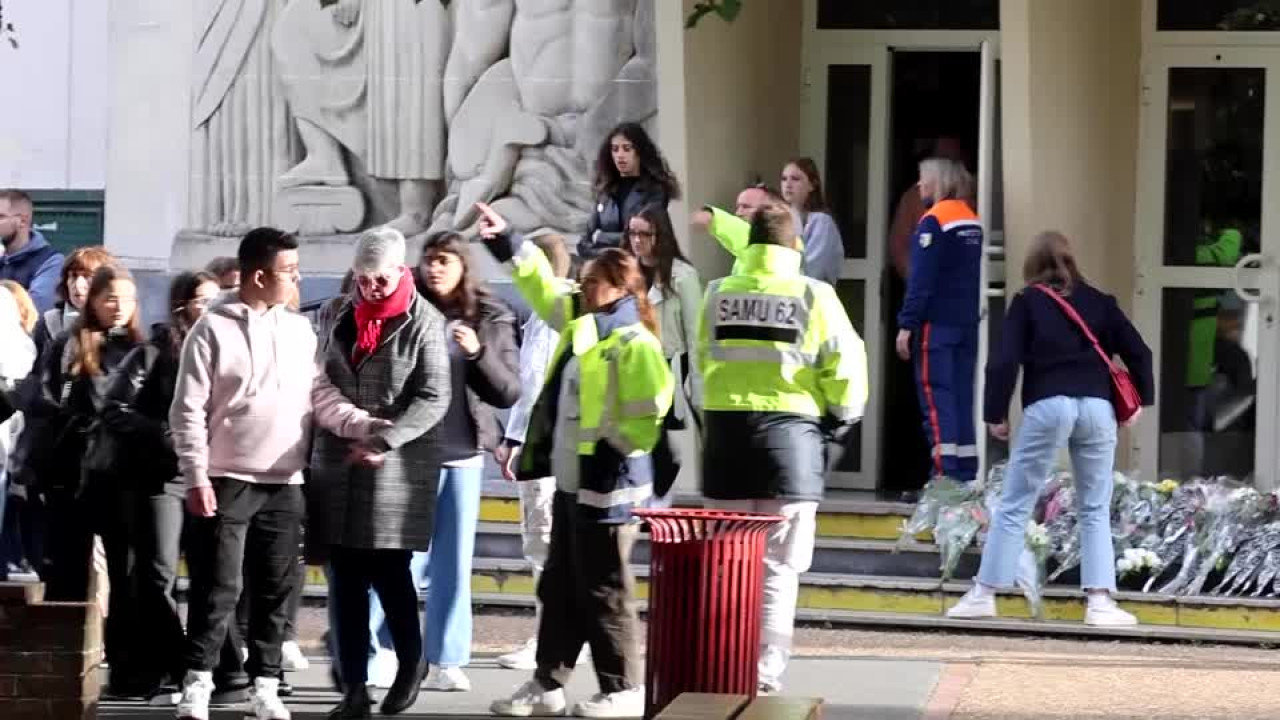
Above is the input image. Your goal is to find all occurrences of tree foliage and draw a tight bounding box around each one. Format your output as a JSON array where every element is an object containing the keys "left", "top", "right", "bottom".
[{"left": 686, "top": 0, "right": 743, "bottom": 29}]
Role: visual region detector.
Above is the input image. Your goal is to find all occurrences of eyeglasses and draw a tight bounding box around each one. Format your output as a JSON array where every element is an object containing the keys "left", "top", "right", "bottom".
[{"left": 356, "top": 273, "right": 396, "bottom": 289}]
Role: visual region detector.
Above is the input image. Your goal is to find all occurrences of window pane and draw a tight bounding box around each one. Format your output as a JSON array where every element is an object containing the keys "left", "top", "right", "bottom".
[
  {"left": 825, "top": 65, "right": 871, "bottom": 259},
  {"left": 1158, "top": 288, "right": 1256, "bottom": 481},
  {"left": 1163, "top": 68, "right": 1263, "bottom": 267},
  {"left": 1158, "top": 0, "right": 1280, "bottom": 30},
  {"left": 832, "top": 279, "right": 865, "bottom": 472},
  {"left": 818, "top": 0, "right": 999, "bottom": 30}
]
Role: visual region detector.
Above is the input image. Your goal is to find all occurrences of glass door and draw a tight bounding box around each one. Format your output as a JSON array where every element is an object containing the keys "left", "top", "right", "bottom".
[
  {"left": 799, "top": 45, "right": 889, "bottom": 489},
  {"left": 1133, "top": 46, "right": 1280, "bottom": 489}
]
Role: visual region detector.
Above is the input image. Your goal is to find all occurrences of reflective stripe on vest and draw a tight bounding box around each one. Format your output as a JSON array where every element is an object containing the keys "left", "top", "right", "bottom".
[{"left": 705, "top": 283, "right": 816, "bottom": 366}]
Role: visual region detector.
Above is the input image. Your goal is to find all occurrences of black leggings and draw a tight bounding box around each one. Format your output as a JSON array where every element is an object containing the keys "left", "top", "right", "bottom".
[{"left": 329, "top": 547, "right": 421, "bottom": 686}]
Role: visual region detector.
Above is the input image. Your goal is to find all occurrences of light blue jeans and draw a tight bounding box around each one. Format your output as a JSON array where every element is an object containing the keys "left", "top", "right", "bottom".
[
  {"left": 977, "top": 396, "right": 1119, "bottom": 592},
  {"left": 370, "top": 464, "right": 483, "bottom": 668}
]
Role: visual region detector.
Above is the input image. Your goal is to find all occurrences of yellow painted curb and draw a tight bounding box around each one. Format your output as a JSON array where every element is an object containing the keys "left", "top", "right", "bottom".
[
  {"left": 480, "top": 497, "right": 522, "bottom": 524},
  {"left": 816, "top": 513, "right": 930, "bottom": 541},
  {"left": 800, "top": 585, "right": 942, "bottom": 615},
  {"left": 1177, "top": 604, "right": 1280, "bottom": 633}
]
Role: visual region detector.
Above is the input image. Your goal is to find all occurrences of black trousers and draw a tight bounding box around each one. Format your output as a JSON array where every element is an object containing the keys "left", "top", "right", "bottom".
[
  {"left": 41, "top": 472, "right": 136, "bottom": 683},
  {"left": 183, "top": 478, "right": 303, "bottom": 680},
  {"left": 184, "top": 511, "right": 249, "bottom": 687},
  {"left": 131, "top": 483, "right": 187, "bottom": 686},
  {"left": 236, "top": 532, "right": 305, "bottom": 644},
  {"left": 330, "top": 547, "right": 421, "bottom": 686},
  {"left": 534, "top": 491, "right": 639, "bottom": 694}
]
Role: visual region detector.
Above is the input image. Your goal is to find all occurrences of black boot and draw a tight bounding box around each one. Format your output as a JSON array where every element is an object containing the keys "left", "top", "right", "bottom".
[
  {"left": 328, "top": 684, "right": 374, "bottom": 719},
  {"left": 380, "top": 661, "right": 425, "bottom": 715}
]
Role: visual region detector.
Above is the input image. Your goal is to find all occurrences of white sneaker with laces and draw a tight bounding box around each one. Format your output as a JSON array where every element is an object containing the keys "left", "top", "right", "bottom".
[
  {"left": 280, "top": 641, "right": 309, "bottom": 671},
  {"left": 248, "top": 676, "right": 291, "bottom": 720},
  {"left": 367, "top": 648, "right": 398, "bottom": 689},
  {"left": 946, "top": 586, "right": 997, "bottom": 619},
  {"left": 175, "top": 671, "right": 214, "bottom": 720},
  {"left": 1084, "top": 595, "right": 1138, "bottom": 627},
  {"left": 490, "top": 679, "right": 567, "bottom": 717},
  {"left": 571, "top": 687, "right": 645, "bottom": 719},
  {"left": 424, "top": 665, "right": 472, "bottom": 692},
  {"left": 497, "top": 638, "right": 539, "bottom": 670}
]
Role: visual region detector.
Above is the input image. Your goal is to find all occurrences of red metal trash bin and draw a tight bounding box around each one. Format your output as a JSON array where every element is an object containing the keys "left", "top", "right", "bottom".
[{"left": 634, "top": 508, "right": 784, "bottom": 719}]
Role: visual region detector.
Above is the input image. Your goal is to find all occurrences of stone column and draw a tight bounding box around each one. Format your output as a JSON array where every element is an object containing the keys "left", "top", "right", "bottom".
[
  {"left": 102, "top": 0, "right": 196, "bottom": 268},
  {"left": 999, "top": 0, "right": 1142, "bottom": 306}
]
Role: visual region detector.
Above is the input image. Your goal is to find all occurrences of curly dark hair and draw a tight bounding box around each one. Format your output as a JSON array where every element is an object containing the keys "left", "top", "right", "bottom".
[{"left": 594, "top": 122, "right": 682, "bottom": 200}]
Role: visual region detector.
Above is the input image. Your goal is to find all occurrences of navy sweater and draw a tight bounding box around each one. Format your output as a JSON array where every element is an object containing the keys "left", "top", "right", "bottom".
[{"left": 984, "top": 281, "right": 1154, "bottom": 424}]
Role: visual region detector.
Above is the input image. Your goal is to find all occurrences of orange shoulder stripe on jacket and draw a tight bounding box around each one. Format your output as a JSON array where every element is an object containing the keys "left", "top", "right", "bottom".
[{"left": 922, "top": 199, "right": 979, "bottom": 227}]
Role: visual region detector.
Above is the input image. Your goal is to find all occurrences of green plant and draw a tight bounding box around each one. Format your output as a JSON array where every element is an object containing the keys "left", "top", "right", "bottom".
[{"left": 686, "top": 0, "right": 742, "bottom": 29}]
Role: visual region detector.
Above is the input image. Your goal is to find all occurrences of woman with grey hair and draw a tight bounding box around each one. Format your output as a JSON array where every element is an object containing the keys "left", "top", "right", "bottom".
[
  {"left": 895, "top": 155, "right": 984, "bottom": 485},
  {"left": 308, "top": 226, "right": 453, "bottom": 718}
]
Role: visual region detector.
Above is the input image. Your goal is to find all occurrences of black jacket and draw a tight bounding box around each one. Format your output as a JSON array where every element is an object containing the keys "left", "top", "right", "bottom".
[
  {"left": 101, "top": 326, "right": 180, "bottom": 492},
  {"left": 984, "top": 282, "right": 1154, "bottom": 424},
  {"left": 702, "top": 411, "right": 827, "bottom": 503},
  {"left": 414, "top": 275, "right": 521, "bottom": 451},
  {"left": 578, "top": 180, "right": 669, "bottom": 259}
]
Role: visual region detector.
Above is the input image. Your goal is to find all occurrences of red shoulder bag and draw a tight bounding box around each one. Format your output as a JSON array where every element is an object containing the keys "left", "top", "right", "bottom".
[{"left": 1033, "top": 284, "right": 1142, "bottom": 424}]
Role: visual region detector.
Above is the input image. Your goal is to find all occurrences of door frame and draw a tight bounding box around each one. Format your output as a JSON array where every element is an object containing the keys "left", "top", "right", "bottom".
[
  {"left": 800, "top": 3, "right": 999, "bottom": 489},
  {"left": 1132, "top": 44, "right": 1280, "bottom": 489}
]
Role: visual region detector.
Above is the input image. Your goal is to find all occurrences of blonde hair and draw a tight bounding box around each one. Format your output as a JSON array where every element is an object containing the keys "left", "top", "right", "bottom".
[
  {"left": 0, "top": 280, "right": 37, "bottom": 334},
  {"left": 919, "top": 157, "right": 974, "bottom": 203}
]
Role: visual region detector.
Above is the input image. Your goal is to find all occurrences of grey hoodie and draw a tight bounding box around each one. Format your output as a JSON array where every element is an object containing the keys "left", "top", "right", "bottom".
[{"left": 170, "top": 293, "right": 373, "bottom": 490}]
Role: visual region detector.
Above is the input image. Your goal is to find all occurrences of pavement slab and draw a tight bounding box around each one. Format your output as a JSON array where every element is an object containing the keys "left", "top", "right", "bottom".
[{"left": 99, "top": 656, "right": 942, "bottom": 720}]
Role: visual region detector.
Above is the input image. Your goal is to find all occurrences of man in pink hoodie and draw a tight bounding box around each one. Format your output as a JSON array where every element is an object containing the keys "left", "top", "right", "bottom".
[{"left": 170, "top": 228, "right": 382, "bottom": 720}]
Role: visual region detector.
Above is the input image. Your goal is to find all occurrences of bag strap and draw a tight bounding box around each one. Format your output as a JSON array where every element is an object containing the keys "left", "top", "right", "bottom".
[{"left": 1032, "top": 284, "right": 1118, "bottom": 372}]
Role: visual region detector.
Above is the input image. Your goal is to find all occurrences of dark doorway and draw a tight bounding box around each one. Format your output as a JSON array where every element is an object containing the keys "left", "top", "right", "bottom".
[{"left": 879, "top": 50, "right": 981, "bottom": 498}]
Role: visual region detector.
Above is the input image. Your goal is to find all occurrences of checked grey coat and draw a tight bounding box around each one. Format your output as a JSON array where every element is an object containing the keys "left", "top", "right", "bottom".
[{"left": 308, "top": 292, "right": 451, "bottom": 553}]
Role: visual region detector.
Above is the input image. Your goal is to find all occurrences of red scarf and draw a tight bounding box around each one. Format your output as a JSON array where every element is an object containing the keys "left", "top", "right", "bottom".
[{"left": 353, "top": 266, "right": 414, "bottom": 363}]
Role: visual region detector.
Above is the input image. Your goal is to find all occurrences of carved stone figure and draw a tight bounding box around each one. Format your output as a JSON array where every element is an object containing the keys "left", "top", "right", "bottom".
[
  {"left": 431, "top": 0, "right": 658, "bottom": 237},
  {"left": 190, "top": 0, "right": 296, "bottom": 236},
  {"left": 271, "top": 0, "right": 449, "bottom": 236}
]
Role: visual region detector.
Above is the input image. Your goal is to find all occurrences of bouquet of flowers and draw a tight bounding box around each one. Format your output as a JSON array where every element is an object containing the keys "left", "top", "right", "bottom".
[
  {"left": 1116, "top": 548, "right": 1164, "bottom": 581},
  {"left": 935, "top": 499, "right": 986, "bottom": 581},
  {"left": 1213, "top": 523, "right": 1278, "bottom": 596},
  {"left": 1020, "top": 521, "right": 1051, "bottom": 618},
  {"left": 897, "top": 475, "right": 976, "bottom": 549}
]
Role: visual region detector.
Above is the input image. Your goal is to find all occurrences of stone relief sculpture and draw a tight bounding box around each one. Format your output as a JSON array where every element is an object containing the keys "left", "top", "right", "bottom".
[
  {"left": 178, "top": 0, "right": 657, "bottom": 270},
  {"left": 190, "top": 0, "right": 297, "bottom": 236},
  {"left": 272, "top": 0, "right": 449, "bottom": 236},
  {"left": 431, "top": 0, "right": 658, "bottom": 237}
]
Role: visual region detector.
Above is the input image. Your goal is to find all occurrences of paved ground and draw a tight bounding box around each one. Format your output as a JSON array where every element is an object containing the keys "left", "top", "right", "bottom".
[{"left": 99, "top": 608, "right": 1280, "bottom": 719}]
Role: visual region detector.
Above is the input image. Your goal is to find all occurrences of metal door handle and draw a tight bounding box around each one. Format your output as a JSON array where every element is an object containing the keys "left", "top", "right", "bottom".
[{"left": 1233, "top": 253, "right": 1268, "bottom": 304}]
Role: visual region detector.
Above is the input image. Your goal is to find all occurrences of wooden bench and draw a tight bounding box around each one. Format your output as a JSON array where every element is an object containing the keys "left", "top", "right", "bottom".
[{"left": 655, "top": 693, "right": 823, "bottom": 720}]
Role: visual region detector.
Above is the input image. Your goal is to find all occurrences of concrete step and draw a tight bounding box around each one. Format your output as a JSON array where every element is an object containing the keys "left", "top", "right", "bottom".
[
  {"left": 459, "top": 561, "right": 1280, "bottom": 642},
  {"left": 474, "top": 521, "right": 979, "bottom": 579},
  {"left": 479, "top": 492, "right": 922, "bottom": 542}
]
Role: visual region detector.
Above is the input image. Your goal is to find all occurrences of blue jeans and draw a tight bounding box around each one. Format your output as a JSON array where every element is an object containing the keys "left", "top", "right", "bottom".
[
  {"left": 371, "top": 464, "right": 483, "bottom": 667},
  {"left": 977, "top": 396, "right": 1118, "bottom": 592}
]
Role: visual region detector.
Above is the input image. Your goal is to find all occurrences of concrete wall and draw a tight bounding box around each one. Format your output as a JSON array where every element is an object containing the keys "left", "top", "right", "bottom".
[
  {"left": 676, "top": 0, "right": 804, "bottom": 282},
  {"left": 999, "top": 0, "right": 1142, "bottom": 308},
  {"left": 0, "top": 0, "right": 109, "bottom": 190}
]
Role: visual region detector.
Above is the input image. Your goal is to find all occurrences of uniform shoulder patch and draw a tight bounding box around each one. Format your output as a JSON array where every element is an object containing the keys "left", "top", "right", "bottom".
[{"left": 919, "top": 233, "right": 933, "bottom": 248}]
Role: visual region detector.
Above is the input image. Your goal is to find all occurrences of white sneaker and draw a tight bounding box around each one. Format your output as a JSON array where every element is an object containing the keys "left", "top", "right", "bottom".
[
  {"left": 175, "top": 671, "right": 214, "bottom": 720},
  {"left": 248, "top": 677, "right": 291, "bottom": 720},
  {"left": 946, "top": 587, "right": 997, "bottom": 619},
  {"left": 571, "top": 687, "right": 645, "bottom": 718},
  {"left": 280, "top": 641, "right": 309, "bottom": 671},
  {"left": 490, "top": 679, "right": 567, "bottom": 717},
  {"left": 423, "top": 665, "right": 472, "bottom": 692},
  {"left": 497, "top": 638, "right": 539, "bottom": 671},
  {"left": 1085, "top": 595, "right": 1138, "bottom": 627},
  {"left": 367, "top": 648, "right": 399, "bottom": 689}
]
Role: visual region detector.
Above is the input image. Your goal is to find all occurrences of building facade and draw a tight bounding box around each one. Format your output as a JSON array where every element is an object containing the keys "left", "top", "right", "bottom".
[{"left": 5, "top": 0, "right": 1275, "bottom": 492}]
